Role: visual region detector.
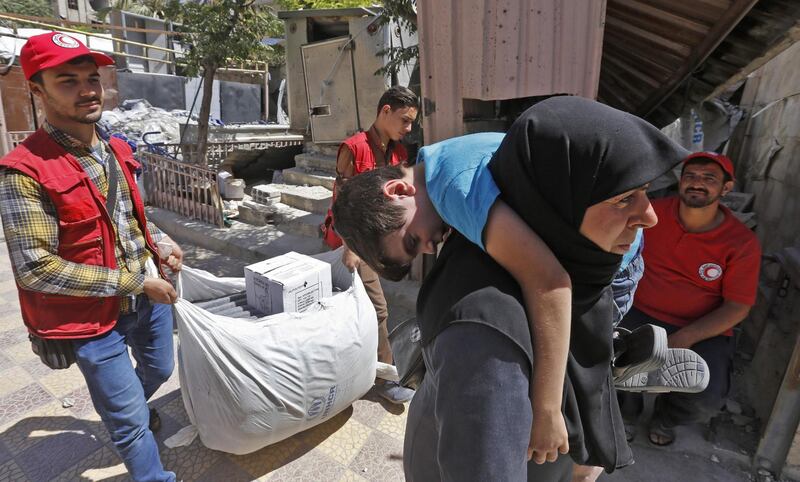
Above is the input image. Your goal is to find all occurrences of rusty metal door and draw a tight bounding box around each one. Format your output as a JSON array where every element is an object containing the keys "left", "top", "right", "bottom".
[{"left": 301, "top": 36, "right": 359, "bottom": 144}]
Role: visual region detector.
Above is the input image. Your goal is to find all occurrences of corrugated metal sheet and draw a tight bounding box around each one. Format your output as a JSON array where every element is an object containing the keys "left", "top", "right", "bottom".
[
  {"left": 417, "top": 0, "right": 606, "bottom": 143},
  {"left": 460, "top": 0, "right": 606, "bottom": 101}
]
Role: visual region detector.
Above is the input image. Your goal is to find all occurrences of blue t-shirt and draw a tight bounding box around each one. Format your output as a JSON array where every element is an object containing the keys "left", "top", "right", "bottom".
[
  {"left": 421, "top": 133, "right": 646, "bottom": 271},
  {"left": 619, "top": 228, "right": 643, "bottom": 272},
  {"left": 421, "top": 133, "right": 505, "bottom": 250}
]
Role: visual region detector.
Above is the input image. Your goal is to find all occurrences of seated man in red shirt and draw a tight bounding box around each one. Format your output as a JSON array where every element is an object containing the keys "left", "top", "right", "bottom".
[{"left": 620, "top": 152, "right": 761, "bottom": 446}]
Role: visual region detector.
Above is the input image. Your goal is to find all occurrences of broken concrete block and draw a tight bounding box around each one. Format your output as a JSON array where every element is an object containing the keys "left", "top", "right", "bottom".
[
  {"left": 238, "top": 201, "right": 277, "bottom": 227},
  {"left": 726, "top": 399, "right": 743, "bottom": 415},
  {"left": 721, "top": 191, "right": 755, "bottom": 212},
  {"left": 732, "top": 211, "right": 757, "bottom": 229},
  {"left": 251, "top": 184, "right": 282, "bottom": 205}
]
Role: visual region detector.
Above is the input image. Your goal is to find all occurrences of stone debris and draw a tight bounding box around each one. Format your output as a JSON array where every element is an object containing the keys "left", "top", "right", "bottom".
[
  {"left": 99, "top": 99, "right": 202, "bottom": 146},
  {"left": 731, "top": 414, "right": 754, "bottom": 426},
  {"left": 726, "top": 399, "right": 743, "bottom": 415},
  {"left": 61, "top": 397, "right": 75, "bottom": 408},
  {"left": 251, "top": 184, "right": 283, "bottom": 205}
]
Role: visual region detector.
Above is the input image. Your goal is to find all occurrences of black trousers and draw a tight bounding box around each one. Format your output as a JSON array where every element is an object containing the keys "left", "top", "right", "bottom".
[
  {"left": 403, "top": 322, "right": 574, "bottom": 482},
  {"left": 619, "top": 307, "right": 735, "bottom": 427}
]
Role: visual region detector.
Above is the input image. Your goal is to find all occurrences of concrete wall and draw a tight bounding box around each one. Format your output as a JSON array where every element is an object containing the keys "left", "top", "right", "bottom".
[
  {"left": 729, "top": 41, "right": 800, "bottom": 256},
  {"left": 117, "top": 72, "right": 186, "bottom": 111},
  {"left": 726, "top": 40, "right": 800, "bottom": 478},
  {"left": 219, "top": 80, "right": 262, "bottom": 124},
  {"left": 284, "top": 17, "right": 310, "bottom": 132},
  {"left": 116, "top": 72, "right": 261, "bottom": 124}
]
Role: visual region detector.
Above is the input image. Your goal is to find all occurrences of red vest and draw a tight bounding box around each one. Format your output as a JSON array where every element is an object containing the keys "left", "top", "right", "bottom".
[
  {"left": 0, "top": 129, "right": 165, "bottom": 339},
  {"left": 341, "top": 131, "right": 408, "bottom": 175},
  {"left": 322, "top": 131, "right": 408, "bottom": 248}
]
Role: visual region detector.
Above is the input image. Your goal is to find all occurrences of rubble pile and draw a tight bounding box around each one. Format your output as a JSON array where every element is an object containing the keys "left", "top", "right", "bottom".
[{"left": 99, "top": 99, "right": 199, "bottom": 146}]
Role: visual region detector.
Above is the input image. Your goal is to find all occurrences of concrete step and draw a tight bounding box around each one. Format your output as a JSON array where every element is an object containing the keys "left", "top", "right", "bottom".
[
  {"left": 237, "top": 200, "right": 276, "bottom": 227},
  {"left": 146, "top": 207, "right": 325, "bottom": 264},
  {"left": 282, "top": 167, "right": 336, "bottom": 190},
  {"left": 294, "top": 152, "right": 337, "bottom": 174},
  {"left": 304, "top": 141, "right": 340, "bottom": 158},
  {"left": 271, "top": 202, "right": 325, "bottom": 239},
  {"left": 236, "top": 199, "right": 324, "bottom": 238},
  {"left": 252, "top": 183, "right": 331, "bottom": 214}
]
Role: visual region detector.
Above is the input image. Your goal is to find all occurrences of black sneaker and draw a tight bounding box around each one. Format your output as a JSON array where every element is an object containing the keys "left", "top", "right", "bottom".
[
  {"left": 612, "top": 324, "right": 668, "bottom": 384},
  {"left": 149, "top": 407, "right": 162, "bottom": 433}
]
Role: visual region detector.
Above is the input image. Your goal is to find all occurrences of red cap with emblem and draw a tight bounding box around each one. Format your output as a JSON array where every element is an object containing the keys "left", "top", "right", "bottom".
[
  {"left": 20, "top": 32, "right": 114, "bottom": 80},
  {"left": 682, "top": 151, "right": 736, "bottom": 182}
]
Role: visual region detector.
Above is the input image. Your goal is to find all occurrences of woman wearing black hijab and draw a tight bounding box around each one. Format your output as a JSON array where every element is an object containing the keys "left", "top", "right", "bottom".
[{"left": 404, "top": 96, "right": 688, "bottom": 481}]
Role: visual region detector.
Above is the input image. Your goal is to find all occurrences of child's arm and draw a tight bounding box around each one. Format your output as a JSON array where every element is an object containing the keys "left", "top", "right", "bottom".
[{"left": 484, "top": 199, "right": 571, "bottom": 464}]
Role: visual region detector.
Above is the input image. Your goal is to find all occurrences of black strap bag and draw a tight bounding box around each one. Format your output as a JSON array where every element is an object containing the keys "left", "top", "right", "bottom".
[{"left": 387, "top": 317, "right": 426, "bottom": 390}]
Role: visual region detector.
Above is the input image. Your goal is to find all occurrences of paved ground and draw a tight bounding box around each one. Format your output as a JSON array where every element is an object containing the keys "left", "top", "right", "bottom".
[
  {"left": 0, "top": 238, "right": 407, "bottom": 481},
  {"left": 0, "top": 232, "right": 766, "bottom": 482}
]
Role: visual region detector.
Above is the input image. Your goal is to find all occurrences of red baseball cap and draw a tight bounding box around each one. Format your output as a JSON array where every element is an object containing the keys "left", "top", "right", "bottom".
[
  {"left": 21, "top": 32, "right": 115, "bottom": 80},
  {"left": 682, "top": 151, "right": 735, "bottom": 182}
]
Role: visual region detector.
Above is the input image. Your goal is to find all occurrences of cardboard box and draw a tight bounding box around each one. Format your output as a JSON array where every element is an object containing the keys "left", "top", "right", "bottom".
[{"left": 245, "top": 252, "right": 333, "bottom": 316}]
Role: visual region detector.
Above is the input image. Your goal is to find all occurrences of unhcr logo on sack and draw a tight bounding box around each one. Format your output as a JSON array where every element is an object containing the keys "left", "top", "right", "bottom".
[{"left": 307, "top": 397, "right": 324, "bottom": 418}]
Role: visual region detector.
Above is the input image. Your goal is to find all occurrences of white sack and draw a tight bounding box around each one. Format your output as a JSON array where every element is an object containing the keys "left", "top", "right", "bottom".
[
  {"left": 174, "top": 249, "right": 378, "bottom": 455},
  {"left": 177, "top": 265, "right": 246, "bottom": 302}
]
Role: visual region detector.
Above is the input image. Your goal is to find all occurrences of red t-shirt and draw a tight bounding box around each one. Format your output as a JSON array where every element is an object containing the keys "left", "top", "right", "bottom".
[{"left": 634, "top": 196, "right": 761, "bottom": 336}]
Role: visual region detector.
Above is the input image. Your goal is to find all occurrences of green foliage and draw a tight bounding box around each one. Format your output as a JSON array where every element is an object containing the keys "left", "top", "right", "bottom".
[
  {"left": 164, "top": 0, "right": 283, "bottom": 74},
  {"left": 275, "top": 0, "right": 375, "bottom": 10},
  {"left": 375, "top": 0, "right": 417, "bottom": 78},
  {"left": 0, "top": 0, "right": 54, "bottom": 18}
]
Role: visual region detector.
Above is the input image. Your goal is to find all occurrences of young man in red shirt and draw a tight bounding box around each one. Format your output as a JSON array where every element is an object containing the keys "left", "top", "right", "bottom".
[
  {"left": 322, "top": 86, "right": 418, "bottom": 404},
  {"left": 620, "top": 152, "right": 761, "bottom": 446}
]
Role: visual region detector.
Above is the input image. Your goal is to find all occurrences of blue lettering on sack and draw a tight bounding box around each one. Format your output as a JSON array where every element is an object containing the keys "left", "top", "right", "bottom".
[{"left": 321, "top": 385, "right": 337, "bottom": 419}]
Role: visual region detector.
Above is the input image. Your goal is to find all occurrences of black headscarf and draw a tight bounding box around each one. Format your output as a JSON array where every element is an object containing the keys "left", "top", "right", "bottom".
[{"left": 485, "top": 96, "right": 689, "bottom": 469}]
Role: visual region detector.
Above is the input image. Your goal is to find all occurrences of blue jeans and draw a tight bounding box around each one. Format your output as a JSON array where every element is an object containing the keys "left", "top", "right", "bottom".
[
  {"left": 619, "top": 308, "right": 734, "bottom": 427},
  {"left": 611, "top": 253, "right": 645, "bottom": 326},
  {"left": 73, "top": 297, "right": 176, "bottom": 482}
]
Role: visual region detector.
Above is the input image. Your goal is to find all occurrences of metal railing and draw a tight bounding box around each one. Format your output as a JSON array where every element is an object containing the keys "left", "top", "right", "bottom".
[
  {"left": 148, "top": 138, "right": 303, "bottom": 166},
  {"left": 0, "top": 13, "right": 272, "bottom": 75},
  {"left": 138, "top": 149, "right": 225, "bottom": 227},
  {"left": 182, "top": 139, "right": 305, "bottom": 166}
]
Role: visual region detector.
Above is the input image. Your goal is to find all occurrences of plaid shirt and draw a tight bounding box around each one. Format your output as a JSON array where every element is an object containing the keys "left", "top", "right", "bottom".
[{"left": 0, "top": 122, "right": 165, "bottom": 314}]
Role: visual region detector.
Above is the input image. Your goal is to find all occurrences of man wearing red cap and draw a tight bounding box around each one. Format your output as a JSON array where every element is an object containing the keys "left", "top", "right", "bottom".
[
  {"left": 619, "top": 152, "right": 761, "bottom": 446},
  {"left": 0, "top": 33, "right": 181, "bottom": 481}
]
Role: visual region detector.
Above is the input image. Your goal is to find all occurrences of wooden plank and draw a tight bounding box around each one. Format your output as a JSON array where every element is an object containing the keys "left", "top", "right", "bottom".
[
  {"left": 639, "top": 0, "right": 760, "bottom": 117},
  {"left": 601, "top": 51, "right": 662, "bottom": 89},
  {"left": 705, "top": 24, "right": 800, "bottom": 101},
  {"left": 599, "top": 77, "right": 638, "bottom": 112},
  {"left": 605, "top": 15, "right": 693, "bottom": 57},
  {"left": 603, "top": 29, "right": 688, "bottom": 71},
  {"left": 600, "top": 62, "right": 650, "bottom": 103},
  {"left": 634, "top": 0, "right": 730, "bottom": 25},
  {"left": 608, "top": 0, "right": 709, "bottom": 46}
]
